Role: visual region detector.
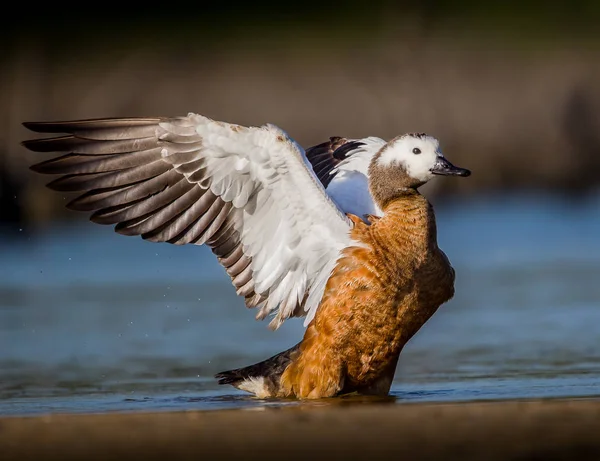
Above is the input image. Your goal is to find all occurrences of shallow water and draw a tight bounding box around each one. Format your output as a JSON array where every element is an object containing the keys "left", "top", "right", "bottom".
[{"left": 1, "top": 193, "right": 600, "bottom": 415}]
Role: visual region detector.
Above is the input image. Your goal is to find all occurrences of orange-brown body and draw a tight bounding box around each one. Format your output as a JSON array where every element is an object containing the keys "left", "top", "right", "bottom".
[{"left": 279, "top": 193, "right": 455, "bottom": 399}]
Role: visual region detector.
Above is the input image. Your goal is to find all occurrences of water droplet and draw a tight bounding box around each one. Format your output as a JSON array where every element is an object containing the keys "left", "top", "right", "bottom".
[{"left": 68, "top": 257, "right": 72, "bottom": 261}]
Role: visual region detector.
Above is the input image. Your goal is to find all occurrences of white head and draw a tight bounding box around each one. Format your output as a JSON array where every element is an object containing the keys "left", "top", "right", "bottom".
[{"left": 376, "top": 133, "right": 470, "bottom": 185}]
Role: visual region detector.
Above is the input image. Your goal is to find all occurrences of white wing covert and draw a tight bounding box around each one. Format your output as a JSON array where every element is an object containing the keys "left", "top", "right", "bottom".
[{"left": 24, "top": 113, "right": 353, "bottom": 329}]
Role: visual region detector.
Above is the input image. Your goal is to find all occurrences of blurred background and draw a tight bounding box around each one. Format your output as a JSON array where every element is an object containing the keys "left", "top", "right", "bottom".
[{"left": 1, "top": 2, "right": 600, "bottom": 414}]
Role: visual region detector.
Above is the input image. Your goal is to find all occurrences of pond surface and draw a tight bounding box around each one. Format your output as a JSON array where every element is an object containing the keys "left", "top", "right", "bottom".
[{"left": 1, "top": 193, "right": 600, "bottom": 415}]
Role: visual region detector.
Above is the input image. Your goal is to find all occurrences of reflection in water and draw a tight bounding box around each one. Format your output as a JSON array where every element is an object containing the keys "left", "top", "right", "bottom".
[{"left": 1, "top": 193, "right": 600, "bottom": 415}]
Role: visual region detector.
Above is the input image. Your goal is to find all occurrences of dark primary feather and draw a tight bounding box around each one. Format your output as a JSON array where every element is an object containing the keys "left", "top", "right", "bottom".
[
  {"left": 21, "top": 117, "right": 263, "bottom": 312},
  {"left": 304, "top": 136, "right": 366, "bottom": 188},
  {"left": 22, "top": 118, "right": 160, "bottom": 134}
]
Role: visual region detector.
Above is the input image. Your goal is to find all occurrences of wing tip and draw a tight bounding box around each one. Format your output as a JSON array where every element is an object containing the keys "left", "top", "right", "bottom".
[
  {"left": 22, "top": 121, "right": 53, "bottom": 133},
  {"left": 21, "top": 138, "right": 45, "bottom": 152},
  {"left": 28, "top": 162, "right": 46, "bottom": 174},
  {"left": 22, "top": 121, "right": 67, "bottom": 134},
  {"left": 22, "top": 117, "right": 163, "bottom": 135},
  {"left": 43, "top": 175, "right": 84, "bottom": 192}
]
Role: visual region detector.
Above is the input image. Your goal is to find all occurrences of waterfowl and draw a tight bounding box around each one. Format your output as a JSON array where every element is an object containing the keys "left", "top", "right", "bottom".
[{"left": 22, "top": 113, "right": 471, "bottom": 399}]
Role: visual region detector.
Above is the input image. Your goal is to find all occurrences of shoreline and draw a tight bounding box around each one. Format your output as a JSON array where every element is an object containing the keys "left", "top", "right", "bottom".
[{"left": 2, "top": 397, "right": 600, "bottom": 460}]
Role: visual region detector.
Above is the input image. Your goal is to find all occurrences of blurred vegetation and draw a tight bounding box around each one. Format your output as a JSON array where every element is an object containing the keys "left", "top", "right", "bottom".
[{"left": 2, "top": 1, "right": 600, "bottom": 228}]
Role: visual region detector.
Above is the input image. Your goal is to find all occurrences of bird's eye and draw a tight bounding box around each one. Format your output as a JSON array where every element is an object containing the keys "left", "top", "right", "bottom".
[{"left": 412, "top": 147, "right": 421, "bottom": 155}]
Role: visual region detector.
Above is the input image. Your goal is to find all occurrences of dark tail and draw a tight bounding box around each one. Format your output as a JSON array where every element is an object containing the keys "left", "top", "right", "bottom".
[{"left": 215, "top": 343, "right": 300, "bottom": 389}]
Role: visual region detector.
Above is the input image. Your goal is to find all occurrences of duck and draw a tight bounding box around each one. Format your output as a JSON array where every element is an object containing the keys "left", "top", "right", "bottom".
[{"left": 21, "top": 113, "right": 471, "bottom": 399}]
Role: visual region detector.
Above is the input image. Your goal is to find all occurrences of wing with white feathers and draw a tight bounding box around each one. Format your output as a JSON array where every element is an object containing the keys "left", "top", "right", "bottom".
[
  {"left": 23, "top": 114, "right": 354, "bottom": 329},
  {"left": 306, "top": 136, "right": 386, "bottom": 219}
]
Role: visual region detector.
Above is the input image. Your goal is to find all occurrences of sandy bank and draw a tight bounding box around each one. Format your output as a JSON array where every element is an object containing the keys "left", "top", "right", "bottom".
[{"left": 1, "top": 398, "right": 600, "bottom": 460}]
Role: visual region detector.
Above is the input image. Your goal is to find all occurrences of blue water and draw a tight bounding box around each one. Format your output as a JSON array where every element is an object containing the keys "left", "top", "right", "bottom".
[{"left": 1, "top": 192, "right": 600, "bottom": 415}]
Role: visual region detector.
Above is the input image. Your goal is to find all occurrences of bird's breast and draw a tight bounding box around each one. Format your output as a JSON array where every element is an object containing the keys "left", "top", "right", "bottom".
[{"left": 308, "top": 208, "right": 455, "bottom": 386}]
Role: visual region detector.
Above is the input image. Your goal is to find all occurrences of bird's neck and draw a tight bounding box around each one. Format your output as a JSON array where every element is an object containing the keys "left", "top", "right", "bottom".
[
  {"left": 368, "top": 162, "right": 424, "bottom": 211},
  {"left": 373, "top": 192, "right": 438, "bottom": 257}
]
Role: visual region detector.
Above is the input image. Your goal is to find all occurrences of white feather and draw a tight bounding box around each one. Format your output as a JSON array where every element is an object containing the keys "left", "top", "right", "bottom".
[
  {"left": 238, "top": 377, "right": 270, "bottom": 398},
  {"left": 325, "top": 136, "right": 386, "bottom": 220},
  {"left": 160, "top": 114, "right": 353, "bottom": 329}
]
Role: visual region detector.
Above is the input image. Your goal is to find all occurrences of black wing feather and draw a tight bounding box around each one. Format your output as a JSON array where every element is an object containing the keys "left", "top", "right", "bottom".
[{"left": 304, "top": 137, "right": 366, "bottom": 188}]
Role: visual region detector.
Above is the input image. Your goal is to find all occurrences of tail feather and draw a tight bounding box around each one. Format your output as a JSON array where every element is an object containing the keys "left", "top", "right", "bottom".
[
  {"left": 215, "top": 343, "right": 300, "bottom": 391},
  {"left": 215, "top": 369, "right": 247, "bottom": 386}
]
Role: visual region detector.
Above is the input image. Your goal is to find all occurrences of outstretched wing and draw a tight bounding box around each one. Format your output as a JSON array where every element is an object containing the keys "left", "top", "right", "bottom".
[
  {"left": 22, "top": 114, "right": 353, "bottom": 329},
  {"left": 306, "top": 136, "right": 386, "bottom": 218}
]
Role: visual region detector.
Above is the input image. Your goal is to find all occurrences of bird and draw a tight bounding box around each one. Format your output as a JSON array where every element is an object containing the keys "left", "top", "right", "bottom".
[{"left": 21, "top": 113, "right": 471, "bottom": 399}]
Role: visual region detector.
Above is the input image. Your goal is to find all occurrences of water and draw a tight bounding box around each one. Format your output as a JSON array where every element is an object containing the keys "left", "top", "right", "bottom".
[{"left": 1, "top": 193, "right": 600, "bottom": 415}]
